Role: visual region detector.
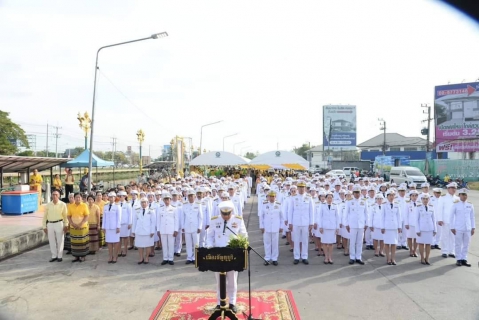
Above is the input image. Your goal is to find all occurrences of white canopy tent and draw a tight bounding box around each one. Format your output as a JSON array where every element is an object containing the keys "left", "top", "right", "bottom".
[
  {"left": 249, "top": 150, "right": 309, "bottom": 170},
  {"left": 190, "top": 151, "right": 250, "bottom": 166}
]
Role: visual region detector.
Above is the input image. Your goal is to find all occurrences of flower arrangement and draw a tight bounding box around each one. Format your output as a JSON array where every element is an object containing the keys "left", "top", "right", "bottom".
[{"left": 227, "top": 234, "right": 249, "bottom": 249}]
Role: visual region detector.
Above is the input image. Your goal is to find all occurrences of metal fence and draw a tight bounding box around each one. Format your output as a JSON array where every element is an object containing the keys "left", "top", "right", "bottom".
[{"left": 410, "top": 159, "right": 479, "bottom": 181}]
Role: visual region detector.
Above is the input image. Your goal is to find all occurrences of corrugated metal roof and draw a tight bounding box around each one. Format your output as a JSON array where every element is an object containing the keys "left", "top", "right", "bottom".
[{"left": 0, "top": 156, "right": 69, "bottom": 173}]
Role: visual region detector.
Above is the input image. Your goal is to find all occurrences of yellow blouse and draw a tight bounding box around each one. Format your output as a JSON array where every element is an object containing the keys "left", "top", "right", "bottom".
[
  {"left": 30, "top": 174, "right": 43, "bottom": 188},
  {"left": 87, "top": 204, "right": 100, "bottom": 224},
  {"left": 96, "top": 200, "right": 106, "bottom": 216},
  {"left": 53, "top": 178, "right": 62, "bottom": 189},
  {"left": 67, "top": 202, "right": 89, "bottom": 228}
]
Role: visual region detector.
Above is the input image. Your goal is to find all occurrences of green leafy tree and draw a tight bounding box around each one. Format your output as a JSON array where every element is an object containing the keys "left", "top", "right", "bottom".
[
  {"left": 0, "top": 111, "right": 29, "bottom": 155},
  {"left": 17, "top": 150, "right": 35, "bottom": 157},
  {"left": 244, "top": 152, "right": 256, "bottom": 160},
  {"left": 293, "top": 143, "right": 312, "bottom": 160}
]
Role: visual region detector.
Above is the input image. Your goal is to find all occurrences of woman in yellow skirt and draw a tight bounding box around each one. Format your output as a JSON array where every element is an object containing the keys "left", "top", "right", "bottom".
[
  {"left": 29, "top": 169, "right": 43, "bottom": 207},
  {"left": 96, "top": 192, "right": 107, "bottom": 247},
  {"left": 87, "top": 195, "right": 101, "bottom": 254},
  {"left": 67, "top": 193, "right": 89, "bottom": 262}
]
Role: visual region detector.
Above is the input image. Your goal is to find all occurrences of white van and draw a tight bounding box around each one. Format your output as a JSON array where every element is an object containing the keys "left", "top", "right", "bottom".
[
  {"left": 389, "top": 166, "right": 427, "bottom": 186},
  {"left": 343, "top": 167, "right": 359, "bottom": 176}
]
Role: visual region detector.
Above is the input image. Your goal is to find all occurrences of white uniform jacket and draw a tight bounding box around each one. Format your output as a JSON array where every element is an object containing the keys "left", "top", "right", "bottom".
[
  {"left": 119, "top": 201, "right": 132, "bottom": 226},
  {"left": 132, "top": 206, "right": 156, "bottom": 235},
  {"left": 404, "top": 201, "right": 419, "bottom": 227},
  {"left": 287, "top": 194, "right": 314, "bottom": 227},
  {"left": 450, "top": 200, "right": 476, "bottom": 231},
  {"left": 381, "top": 201, "right": 401, "bottom": 230},
  {"left": 157, "top": 204, "right": 179, "bottom": 235},
  {"left": 346, "top": 198, "right": 368, "bottom": 229},
  {"left": 318, "top": 203, "right": 340, "bottom": 230},
  {"left": 102, "top": 203, "right": 122, "bottom": 230},
  {"left": 259, "top": 201, "right": 284, "bottom": 233},
  {"left": 206, "top": 215, "right": 248, "bottom": 248},
  {"left": 181, "top": 201, "right": 204, "bottom": 233},
  {"left": 416, "top": 204, "right": 436, "bottom": 232},
  {"left": 368, "top": 203, "right": 384, "bottom": 229}
]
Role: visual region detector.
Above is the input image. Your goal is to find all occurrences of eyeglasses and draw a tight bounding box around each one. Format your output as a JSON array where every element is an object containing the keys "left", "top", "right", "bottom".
[{"left": 221, "top": 212, "right": 231, "bottom": 216}]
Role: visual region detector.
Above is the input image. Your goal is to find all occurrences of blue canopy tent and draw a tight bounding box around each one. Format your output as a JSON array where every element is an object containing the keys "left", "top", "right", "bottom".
[{"left": 60, "top": 150, "right": 114, "bottom": 168}]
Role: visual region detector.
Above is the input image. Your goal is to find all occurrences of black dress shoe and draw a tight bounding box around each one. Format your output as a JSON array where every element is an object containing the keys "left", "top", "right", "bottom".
[
  {"left": 282, "top": 235, "right": 287, "bottom": 239},
  {"left": 57, "top": 258, "right": 63, "bottom": 262},
  {"left": 185, "top": 260, "right": 191, "bottom": 265},
  {"left": 391, "top": 261, "right": 397, "bottom": 265},
  {"left": 442, "top": 254, "right": 448, "bottom": 258},
  {"left": 461, "top": 260, "right": 471, "bottom": 267},
  {"left": 49, "top": 258, "right": 57, "bottom": 262},
  {"left": 128, "top": 246, "right": 134, "bottom": 250},
  {"left": 229, "top": 304, "right": 237, "bottom": 313},
  {"left": 355, "top": 259, "right": 365, "bottom": 265},
  {"left": 66, "top": 251, "right": 72, "bottom": 255},
  {"left": 138, "top": 260, "right": 144, "bottom": 265},
  {"left": 425, "top": 261, "right": 430, "bottom": 265},
  {"left": 168, "top": 261, "right": 174, "bottom": 265},
  {"left": 366, "top": 246, "right": 370, "bottom": 250},
  {"left": 174, "top": 253, "right": 181, "bottom": 257},
  {"left": 161, "top": 260, "right": 168, "bottom": 265},
  {"left": 448, "top": 254, "right": 456, "bottom": 258},
  {"left": 285, "top": 242, "right": 290, "bottom": 245},
  {"left": 302, "top": 259, "right": 309, "bottom": 265},
  {"left": 289, "top": 248, "right": 293, "bottom": 252},
  {"left": 293, "top": 259, "right": 299, "bottom": 265},
  {"left": 349, "top": 259, "right": 355, "bottom": 264},
  {"left": 435, "top": 245, "right": 441, "bottom": 250},
  {"left": 328, "top": 261, "right": 334, "bottom": 265},
  {"left": 402, "top": 246, "right": 409, "bottom": 250},
  {"left": 264, "top": 261, "right": 269, "bottom": 266},
  {"left": 272, "top": 261, "right": 278, "bottom": 266},
  {"left": 456, "top": 261, "right": 462, "bottom": 266}
]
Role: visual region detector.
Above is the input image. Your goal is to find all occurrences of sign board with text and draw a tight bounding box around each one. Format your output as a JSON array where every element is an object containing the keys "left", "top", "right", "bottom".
[{"left": 323, "top": 105, "right": 357, "bottom": 151}]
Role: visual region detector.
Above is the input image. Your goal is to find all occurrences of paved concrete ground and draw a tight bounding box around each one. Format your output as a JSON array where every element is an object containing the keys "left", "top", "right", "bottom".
[{"left": 1, "top": 193, "right": 479, "bottom": 320}]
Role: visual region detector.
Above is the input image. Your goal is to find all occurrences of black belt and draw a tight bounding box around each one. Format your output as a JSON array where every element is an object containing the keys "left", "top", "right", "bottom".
[{"left": 47, "top": 219, "right": 63, "bottom": 224}]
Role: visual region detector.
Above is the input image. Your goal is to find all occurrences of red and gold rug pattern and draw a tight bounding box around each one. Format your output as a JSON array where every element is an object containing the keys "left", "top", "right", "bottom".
[{"left": 150, "top": 290, "right": 300, "bottom": 320}]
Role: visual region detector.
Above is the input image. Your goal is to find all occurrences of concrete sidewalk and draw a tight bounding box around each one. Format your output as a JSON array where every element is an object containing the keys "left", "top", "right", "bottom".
[
  {"left": 0, "top": 195, "right": 478, "bottom": 319},
  {"left": 0, "top": 208, "right": 47, "bottom": 260}
]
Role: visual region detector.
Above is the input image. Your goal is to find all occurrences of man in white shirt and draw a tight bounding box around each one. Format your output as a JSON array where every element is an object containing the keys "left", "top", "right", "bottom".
[
  {"left": 345, "top": 185, "right": 368, "bottom": 265},
  {"left": 450, "top": 189, "right": 475, "bottom": 267},
  {"left": 181, "top": 189, "right": 203, "bottom": 264},
  {"left": 437, "top": 182, "right": 459, "bottom": 258}
]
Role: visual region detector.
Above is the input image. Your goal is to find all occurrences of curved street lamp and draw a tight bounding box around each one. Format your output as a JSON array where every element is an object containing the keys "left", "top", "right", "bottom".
[
  {"left": 199, "top": 120, "right": 223, "bottom": 154},
  {"left": 233, "top": 141, "right": 246, "bottom": 155},
  {"left": 223, "top": 133, "right": 239, "bottom": 151},
  {"left": 87, "top": 32, "right": 168, "bottom": 192},
  {"left": 136, "top": 129, "right": 145, "bottom": 174}
]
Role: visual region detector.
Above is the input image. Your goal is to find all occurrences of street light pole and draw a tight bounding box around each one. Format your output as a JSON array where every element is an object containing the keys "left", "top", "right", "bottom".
[
  {"left": 233, "top": 141, "right": 246, "bottom": 155},
  {"left": 223, "top": 133, "right": 239, "bottom": 151},
  {"left": 378, "top": 118, "right": 386, "bottom": 155},
  {"left": 199, "top": 120, "right": 223, "bottom": 154},
  {"left": 136, "top": 129, "right": 145, "bottom": 174},
  {"left": 87, "top": 32, "right": 168, "bottom": 192}
]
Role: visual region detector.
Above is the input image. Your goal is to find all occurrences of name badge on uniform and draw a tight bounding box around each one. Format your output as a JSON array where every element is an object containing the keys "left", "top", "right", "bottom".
[
  {"left": 232, "top": 222, "right": 238, "bottom": 228},
  {"left": 274, "top": 205, "right": 279, "bottom": 209}
]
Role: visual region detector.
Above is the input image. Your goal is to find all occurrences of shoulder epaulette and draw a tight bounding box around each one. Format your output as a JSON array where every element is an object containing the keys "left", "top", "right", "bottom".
[
  {"left": 171, "top": 205, "right": 176, "bottom": 208},
  {"left": 406, "top": 200, "right": 411, "bottom": 203},
  {"left": 453, "top": 200, "right": 459, "bottom": 203},
  {"left": 417, "top": 203, "right": 422, "bottom": 206},
  {"left": 263, "top": 200, "right": 268, "bottom": 204},
  {"left": 467, "top": 201, "right": 472, "bottom": 204},
  {"left": 195, "top": 201, "right": 201, "bottom": 204},
  {"left": 235, "top": 216, "right": 243, "bottom": 220},
  {"left": 275, "top": 201, "right": 281, "bottom": 205},
  {"left": 211, "top": 216, "right": 218, "bottom": 220},
  {"left": 429, "top": 204, "right": 433, "bottom": 207},
  {"left": 441, "top": 194, "right": 446, "bottom": 197}
]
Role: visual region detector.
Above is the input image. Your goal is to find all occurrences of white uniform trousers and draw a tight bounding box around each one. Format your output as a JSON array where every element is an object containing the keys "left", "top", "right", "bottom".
[
  {"left": 398, "top": 221, "right": 407, "bottom": 246},
  {"left": 174, "top": 228, "right": 182, "bottom": 254},
  {"left": 365, "top": 227, "right": 372, "bottom": 246},
  {"left": 47, "top": 222, "right": 65, "bottom": 259},
  {"left": 215, "top": 271, "right": 238, "bottom": 305},
  {"left": 160, "top": 234, "right": 175, "bottom": 261},
  {"left": 433, "top": 222, "right": 442, "bottom": 246},
  {"left": 292, "top": 226, "right": 309, "bottom": 260},
  {"left": 440, "top": 223, "right": 455, "bottom": 255},
  {"left": 247, "top": 187, "right": 251, "bottom": 198},
  {"left": 349, "top": 228, "right": 364, "bottom": 260},
  {"left": 454, "top": 231, "right": 471, "bottom": 261},
  {"left": 263, "top": 232, "right": 279, "bottom": 261},
  {"left": 185, "top": 232, "right": 199, "bottom": 261},
  {"left": 199, "top": 229, "right": 207, "bottom": 248}
]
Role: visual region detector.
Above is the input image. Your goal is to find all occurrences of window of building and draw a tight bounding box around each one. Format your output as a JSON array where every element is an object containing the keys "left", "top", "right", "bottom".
[
  {"left": 389, "top": 147, "right": 401, "bottom": 151},
  {"left": 404, "top": 147, "right": 418, "bottom": 151}
]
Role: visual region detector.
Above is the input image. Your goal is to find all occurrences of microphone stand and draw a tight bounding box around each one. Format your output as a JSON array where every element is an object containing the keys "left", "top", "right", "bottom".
[{"left": 226, "top": 225, "right": 267, "bottom": 320}]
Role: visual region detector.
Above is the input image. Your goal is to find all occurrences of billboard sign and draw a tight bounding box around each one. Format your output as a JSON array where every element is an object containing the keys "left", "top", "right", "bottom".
[
  {"left": 323, "top": 105, "right": 357, "bottom": 151},
  {"left": 434, "top": 82, "right": 479, "bottom": 152}
]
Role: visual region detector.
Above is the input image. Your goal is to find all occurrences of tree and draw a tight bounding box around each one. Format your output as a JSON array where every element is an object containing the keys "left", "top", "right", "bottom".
[
  {"left": 0, "top": 111, "right": 29, "bottom": 155},
  {"left": 36, "top": 150, "right": 57, "bottom": 157},
  {"left": 244, "top": 152, "right": 256, "bottom": 160},
  {"left": 17, "top": 150, "right": 35, "bottom": 157},
  {"left": 293, "top": 143, "right": 312, "bottom": 160}
]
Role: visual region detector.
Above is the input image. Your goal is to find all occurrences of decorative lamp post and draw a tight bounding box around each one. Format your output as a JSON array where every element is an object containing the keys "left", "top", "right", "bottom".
[
  {"left": 136, "top": 129, "right": 145, "bottom": 174},
  {"left": 77, "top": 112, "right": 91, "bottom": 150}
]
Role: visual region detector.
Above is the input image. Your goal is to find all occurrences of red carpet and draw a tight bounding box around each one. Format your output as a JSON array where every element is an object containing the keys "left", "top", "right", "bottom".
[{"left": 150, "top": 290, "right": 300, "bottom": 320}]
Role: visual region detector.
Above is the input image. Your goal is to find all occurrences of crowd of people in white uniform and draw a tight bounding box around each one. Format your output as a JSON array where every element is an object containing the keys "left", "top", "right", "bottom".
[{"left": 255, "top": 173, "right": 475, "bottom": 267}]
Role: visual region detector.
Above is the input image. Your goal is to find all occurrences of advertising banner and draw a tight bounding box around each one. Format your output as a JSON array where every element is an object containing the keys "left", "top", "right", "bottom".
[
  {"left": 434, "top": 82, "right": 479, "bottom": 152},
  {"left": 323, "top": 105, "right": 356, "bottom": 151}
]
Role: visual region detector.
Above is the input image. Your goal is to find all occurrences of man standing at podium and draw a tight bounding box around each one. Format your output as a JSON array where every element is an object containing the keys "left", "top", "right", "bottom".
[{"left": 207, "top": 201, "right": 248, "bottom": 314}]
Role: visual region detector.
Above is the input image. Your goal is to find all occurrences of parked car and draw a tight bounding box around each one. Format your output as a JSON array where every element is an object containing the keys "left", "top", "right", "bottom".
[
  {"left": 389, "top": 166, "right": 427, "bottom": 186},
  {"left": 328, "top": 169, "right": 346, "bottom": 178},
  {"left": 343, "top": 167, "right": 359, "bottom": 176}
]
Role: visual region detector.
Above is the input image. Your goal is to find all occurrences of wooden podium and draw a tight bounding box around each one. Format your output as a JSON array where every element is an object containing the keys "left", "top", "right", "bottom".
[{"left": 196, "top": 247, "right": 247, "bottom": 320}]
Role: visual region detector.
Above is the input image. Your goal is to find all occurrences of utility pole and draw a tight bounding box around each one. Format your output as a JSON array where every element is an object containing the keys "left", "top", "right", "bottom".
[
  {"left": 112, "top": 137, "right": 117, "bottom": 185},
  {"left": 422, "top": 104, "right": 433, "bottom": 173},
  {"left": 46, "top": 122, "right": 49, "bottom": 157},
  {"left": 52, "top": 126, "right": 62, "bottom": 158},
  {"left": 378, "top": 118, "right": 386, "bottom": 155}
]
